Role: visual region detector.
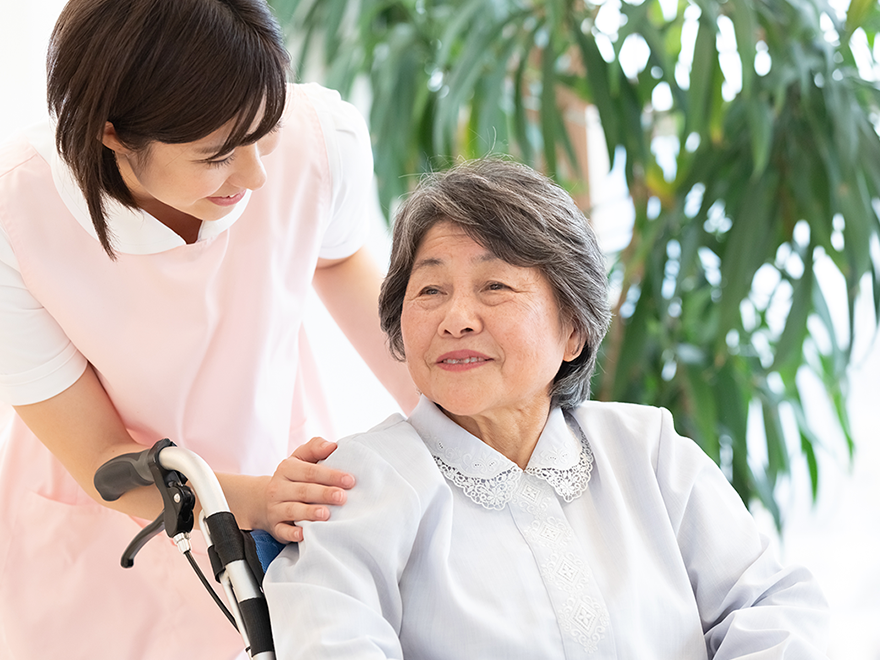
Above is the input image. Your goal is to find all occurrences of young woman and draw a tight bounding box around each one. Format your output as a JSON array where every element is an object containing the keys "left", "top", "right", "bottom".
[{"left": 0, "top": 1, "right": 415, "bottom": 657}]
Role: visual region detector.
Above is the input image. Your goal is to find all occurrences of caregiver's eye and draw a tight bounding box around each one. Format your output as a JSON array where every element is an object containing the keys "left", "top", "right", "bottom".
[{"left": 205, "top": 153, "right": 235, "bottom": 168}]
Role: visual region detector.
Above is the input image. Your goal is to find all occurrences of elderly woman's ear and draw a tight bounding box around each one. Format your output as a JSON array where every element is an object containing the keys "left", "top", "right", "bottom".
[{"left": 563, "top": 325, "right": 585, "bottom": 363}]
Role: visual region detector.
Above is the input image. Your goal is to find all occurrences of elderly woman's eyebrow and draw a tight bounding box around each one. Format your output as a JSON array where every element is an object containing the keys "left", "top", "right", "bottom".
[
  {"left": 412, "top": 252, "right": 499, "bottom": 273},
  {"left": 411, "top": 257, "right": 443, "bottom": 273}
]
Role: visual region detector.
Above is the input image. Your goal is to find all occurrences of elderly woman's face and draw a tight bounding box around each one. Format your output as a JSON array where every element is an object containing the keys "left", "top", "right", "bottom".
[{"left": 401, "top": 221, "right": 581, "bottom": 428}]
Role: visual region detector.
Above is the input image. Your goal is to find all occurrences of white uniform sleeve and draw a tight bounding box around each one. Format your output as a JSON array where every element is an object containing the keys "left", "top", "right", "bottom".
[
  {"left": 264, "top": 432, "right": 421, "bottom": 659},
  {"left": 0, "top": 223, "right": 87, "bottom": 405},
  {"left": 301, "top": 84, "right": 373, "bottom": 261},
  {"left": 654, "top": 408, "right": 830, "bottom": 659}
]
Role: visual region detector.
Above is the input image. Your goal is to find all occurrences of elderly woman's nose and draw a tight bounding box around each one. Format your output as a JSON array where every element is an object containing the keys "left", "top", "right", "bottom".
[{"left": 438, "top": 292, "right": 482, "bottom": 337}]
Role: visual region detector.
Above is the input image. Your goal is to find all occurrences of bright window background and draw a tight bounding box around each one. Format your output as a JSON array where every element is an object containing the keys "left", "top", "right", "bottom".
[{"left": 1, "top": 2, "right": 878, "bottom": 656}]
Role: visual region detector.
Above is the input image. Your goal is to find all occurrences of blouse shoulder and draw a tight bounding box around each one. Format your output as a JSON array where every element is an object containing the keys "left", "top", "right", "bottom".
[
  {"left": 568, "top": 400, "right": 716, "bottom": 490},
  {"left": 327, "top": 413, "right": 446, "bottom": 495},
  {"left": 569, "top": 400, "right": 669, "bottom": 454}
]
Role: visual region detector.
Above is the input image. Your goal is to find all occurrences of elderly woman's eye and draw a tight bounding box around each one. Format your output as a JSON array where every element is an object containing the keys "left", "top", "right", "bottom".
[
  {"left": 419, "top": 286, "right": 441, "bottom": 296},
  {"left": 486, "top": 282, "right": 508, "bottom": 291}
]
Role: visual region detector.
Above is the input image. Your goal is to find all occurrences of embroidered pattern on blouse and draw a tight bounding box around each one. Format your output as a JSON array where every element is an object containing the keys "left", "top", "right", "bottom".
[
  {"left": 525, "top": 437, "right": 594, "bottom": 503},
  {"left": 521, "top": 514, "right": 573, "bottom": 547},
  {"left": 431, "top": 438, "right": 509, "bottom": 479},
  {"left": 539, "top": 550, "right": 609, "bottom": 654},
  {"left": 432, "top": 456, "right": 522, "bottom": 510},
  {"left": 431, "top": 415, "right": 595, "bottom": 511},
  {"left": 514, "top": 478, "right": 552, "bottom": 515},
  {"left": 561, "top": 593, "right": 609, "bottom": 652}
]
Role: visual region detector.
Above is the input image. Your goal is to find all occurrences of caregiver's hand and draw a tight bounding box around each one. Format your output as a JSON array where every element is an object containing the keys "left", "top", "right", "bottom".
[{"left": 264, "top": 437, "right": 356, "bottom": 543}]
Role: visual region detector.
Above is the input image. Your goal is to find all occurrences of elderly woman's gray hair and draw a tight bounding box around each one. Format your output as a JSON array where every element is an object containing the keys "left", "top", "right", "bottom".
[{"left": 379, "top": 158, "right": 611, "bottom": 409}]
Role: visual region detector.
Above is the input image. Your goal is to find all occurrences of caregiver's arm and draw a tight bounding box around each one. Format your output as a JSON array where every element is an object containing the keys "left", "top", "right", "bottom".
[
  {"left": 13, "top": 365, "right": 349, "bottom": 541},
  {"left": 655, "top": 409, "right": 830, "bottom": 659},
  {"left": 14, "top": 364, "right": 164, "bottom": 520},
  {"left": 314, "top": 247, "right": 419, "bottom": 414}
]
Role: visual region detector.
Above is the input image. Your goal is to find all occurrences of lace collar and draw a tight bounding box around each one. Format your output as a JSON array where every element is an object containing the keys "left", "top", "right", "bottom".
[{"left": 408, "top": 397, "right": 595, "bottom": 510}]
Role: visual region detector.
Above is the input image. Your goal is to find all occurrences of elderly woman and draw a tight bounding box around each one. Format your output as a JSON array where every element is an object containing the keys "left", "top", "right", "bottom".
[{"left": 264, "top": 159, "right": 829, "bottom": 659}]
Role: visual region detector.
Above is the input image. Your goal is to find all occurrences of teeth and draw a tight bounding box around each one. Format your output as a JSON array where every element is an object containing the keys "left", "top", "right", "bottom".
[{"left": 444, "top": 357, "right": 483, "bottom": 364}]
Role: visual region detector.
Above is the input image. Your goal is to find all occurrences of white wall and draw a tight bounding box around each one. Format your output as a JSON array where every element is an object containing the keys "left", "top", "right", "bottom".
[{"left": 1, "top": 2, "right": 878, "bottom": 656}]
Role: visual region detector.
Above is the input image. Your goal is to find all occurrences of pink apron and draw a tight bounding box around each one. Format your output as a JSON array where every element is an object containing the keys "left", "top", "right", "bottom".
[{"left": 0, "top": 86, "right": 335, "bottom": 659}]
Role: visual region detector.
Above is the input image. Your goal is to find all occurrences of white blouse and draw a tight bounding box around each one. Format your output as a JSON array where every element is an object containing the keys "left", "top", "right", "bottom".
[{"left": 265, "top": 397, "right": 829, "bottom": 659}]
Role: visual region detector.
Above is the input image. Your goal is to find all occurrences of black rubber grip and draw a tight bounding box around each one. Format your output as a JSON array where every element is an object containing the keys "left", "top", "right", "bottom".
[
  {"left": 205, "top": 511, "right": 245, "bottom": 570},
  {"left": 240, "top": 596, "right": 274, "bottom": 655},
  {"left": 94, "top": 448, "right": 156, "bottom": 501}
]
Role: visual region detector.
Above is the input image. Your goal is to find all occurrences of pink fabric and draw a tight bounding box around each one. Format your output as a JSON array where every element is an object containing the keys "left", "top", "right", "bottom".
[{"left": 0, "top": 87, "right": 337, "bottom": 659}]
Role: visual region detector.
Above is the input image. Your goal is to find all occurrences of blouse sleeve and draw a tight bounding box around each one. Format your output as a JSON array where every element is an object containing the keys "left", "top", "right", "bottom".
[
  {"left": 654, "top": 408, "right": 830, "bottom": 659},
  {"left": 264, "top": 428, "right": 424, "bottom": 660}
]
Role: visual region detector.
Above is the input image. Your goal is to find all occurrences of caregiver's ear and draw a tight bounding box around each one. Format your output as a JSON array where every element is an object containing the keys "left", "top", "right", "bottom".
[{"left": 100, "top": 122, "right": 133, "bottom": 155}]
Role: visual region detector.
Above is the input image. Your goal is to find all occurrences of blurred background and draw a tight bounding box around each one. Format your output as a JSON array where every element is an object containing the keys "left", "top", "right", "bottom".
[{"left": 2, "top": 0, "right": 879, "bottom": 656}]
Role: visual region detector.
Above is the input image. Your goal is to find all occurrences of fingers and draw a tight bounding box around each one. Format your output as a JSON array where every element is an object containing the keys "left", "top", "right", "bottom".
[
  {"left": 266, "top": 492, "right": 340, "bottom": 543},
  {"left": 278, "top": 447, "right": 355, "bottom": 490},
  {"left": 273, "top": 522, "right": 303, "bottom": 544},
  {"left": 290, "top": 436, "right": 339, "bottom": 464},
  {"left": 267, "top": 480, "right": 347, "bottom": 511},
  {"left": 263, "top": 445, "right": 356, "bottom": 543}
]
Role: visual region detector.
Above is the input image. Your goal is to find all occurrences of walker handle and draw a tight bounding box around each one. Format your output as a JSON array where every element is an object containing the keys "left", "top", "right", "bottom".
[{"left": 94, "top": 439, "right": 172, "bottom": 501}]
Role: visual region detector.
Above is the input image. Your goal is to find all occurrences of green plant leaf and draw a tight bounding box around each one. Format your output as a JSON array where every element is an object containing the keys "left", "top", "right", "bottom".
[
  {"left": 729, "top": 0, "right": 757, "bottom": 97},
  {"left": 773, "top": 256, "right": 814, "bottom": 372},
  {"left": 540, "top": 36, "right": 558, "bottom": 176},
  {"left": 683, "top": 363, "right": 720, "bottom": 461},
  {"left": 846, "top": 0, "right": 875, "bottom": 37},
  {"left": 686, "top": 17, "right": 720, "bottom": 139},
  {"left": 746, "top": 98, "right": 773, "bottom": 178},
  {"left": 718, "top": 172, "right": 779, "bottom": 335}
]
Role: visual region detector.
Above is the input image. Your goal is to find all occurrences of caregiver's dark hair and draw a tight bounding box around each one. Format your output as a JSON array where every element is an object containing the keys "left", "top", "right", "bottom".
[
  {"left": 380, "top": 158, "right": 612, "bottom": 409},
  {"left": 47, "top": 0, "right": 290, "bottom": 257}
]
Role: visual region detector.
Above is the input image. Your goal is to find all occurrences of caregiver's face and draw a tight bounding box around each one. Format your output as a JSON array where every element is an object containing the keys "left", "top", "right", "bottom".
[
  {"left": 122, "top": 123, "right": 281, "bottom": 222},
  {"left": 104, "top": 101, "right": 282, "bottom": 225},
  {"left": 401, "top": 221, "right": 581, "bottom": 431}
]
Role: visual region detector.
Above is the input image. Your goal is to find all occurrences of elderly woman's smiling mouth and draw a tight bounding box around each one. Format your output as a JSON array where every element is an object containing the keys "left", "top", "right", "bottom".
[{"left": 436, "top": 351, "right": 492, "bottom": 369}]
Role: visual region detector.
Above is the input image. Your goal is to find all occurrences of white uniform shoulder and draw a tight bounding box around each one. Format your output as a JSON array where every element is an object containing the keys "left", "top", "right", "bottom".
[
  {"left": 296, "top": 83, "right": 373, "bottom": 260},
  {"left": 0, "top": 125, "right": 88, "bottom": 405}
]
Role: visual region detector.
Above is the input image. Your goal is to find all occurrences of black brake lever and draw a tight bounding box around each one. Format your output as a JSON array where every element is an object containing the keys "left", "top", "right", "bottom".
[{"left": 96, "top": 438, "right": 196, "bottom": 567}]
